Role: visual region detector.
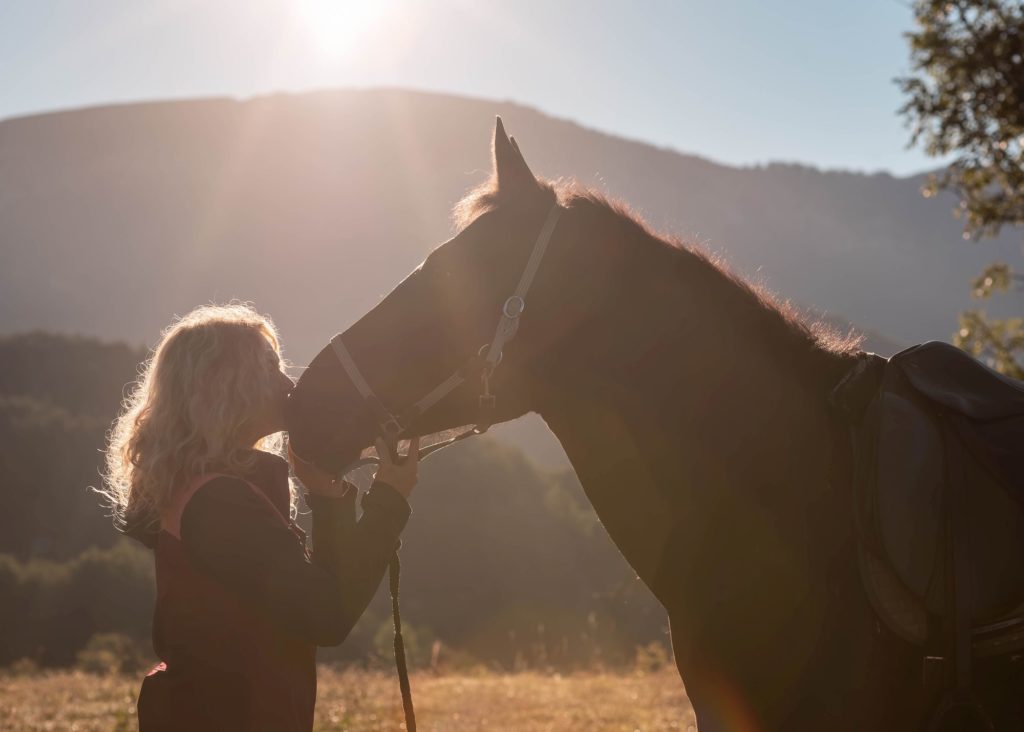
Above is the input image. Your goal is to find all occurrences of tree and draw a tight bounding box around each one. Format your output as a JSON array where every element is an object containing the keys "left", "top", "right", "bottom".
[{"left": 898, "top": 0, "right": 1024, "bottom": 377}]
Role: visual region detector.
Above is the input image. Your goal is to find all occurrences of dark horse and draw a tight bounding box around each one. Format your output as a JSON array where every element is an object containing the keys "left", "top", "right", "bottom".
[{"left": 287, "top": 120, "right": 1015, "bottom": 729}]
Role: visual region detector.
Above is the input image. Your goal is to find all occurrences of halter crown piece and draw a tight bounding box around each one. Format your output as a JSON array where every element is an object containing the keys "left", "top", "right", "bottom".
[{"left": 329, "top": 203, "right": 563, "bottom": 476}]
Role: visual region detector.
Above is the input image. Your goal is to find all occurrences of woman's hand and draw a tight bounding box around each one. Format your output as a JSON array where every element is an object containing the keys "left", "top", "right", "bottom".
[
  {"left": 288, "top": 445, "right": 349, "bottom": 498},
  {"left": 373, "top": 436, "right": 420, "bottom": 499}
]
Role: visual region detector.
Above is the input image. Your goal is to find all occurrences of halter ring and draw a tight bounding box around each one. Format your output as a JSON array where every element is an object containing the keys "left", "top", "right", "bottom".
[{"left": 503, "top": 296, "right": 525, "bottom": 318}]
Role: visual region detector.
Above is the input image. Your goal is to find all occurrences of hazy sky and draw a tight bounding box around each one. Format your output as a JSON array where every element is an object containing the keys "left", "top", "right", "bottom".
[{"left": 2, "top": 0, "right": 935, "bottom": 175}]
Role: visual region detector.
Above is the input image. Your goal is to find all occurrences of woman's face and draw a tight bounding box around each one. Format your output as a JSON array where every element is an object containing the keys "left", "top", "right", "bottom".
[{"left": 248, "top": 337, "right": 295, "bottom": 442}]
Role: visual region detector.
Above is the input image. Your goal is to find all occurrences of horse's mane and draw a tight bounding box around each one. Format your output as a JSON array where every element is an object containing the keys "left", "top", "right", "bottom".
[{"left": 453, "top": 176, "right": 862, "bottom": 360}]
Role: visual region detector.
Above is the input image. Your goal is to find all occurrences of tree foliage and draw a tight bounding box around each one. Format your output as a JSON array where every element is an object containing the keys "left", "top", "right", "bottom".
[
  {"left": 898, "top": 0, "right": 1024, "bottom": 376},
  {"left": 958, "top": 262, "right": 1024, "bottom": 377},
  {"left": 0, "top": 333, "right": 145, "bottom": 559}
]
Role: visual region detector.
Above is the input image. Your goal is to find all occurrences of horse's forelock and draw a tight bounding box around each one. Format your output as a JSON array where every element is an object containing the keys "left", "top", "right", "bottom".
[{"left": 450, "top": 175, "right": 559, "bottom": 233}]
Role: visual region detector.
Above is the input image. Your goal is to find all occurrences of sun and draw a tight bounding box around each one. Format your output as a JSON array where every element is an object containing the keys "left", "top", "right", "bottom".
[{"left": 298, "top": 0, "right": 394, "bottom": 59}]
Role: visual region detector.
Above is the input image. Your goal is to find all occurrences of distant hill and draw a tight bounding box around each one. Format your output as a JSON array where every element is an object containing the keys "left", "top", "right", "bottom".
[
  {"left": 0, "top": 88, "right": 1017, "bottom": 465},
  {"left": 0, "top": 332, "right": 144, "bottom": 417}
]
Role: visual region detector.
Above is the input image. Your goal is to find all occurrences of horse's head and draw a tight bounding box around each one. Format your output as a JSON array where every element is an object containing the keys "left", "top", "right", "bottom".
[{"left": 287, "top": 118, "right": 608, "bottom": 474}]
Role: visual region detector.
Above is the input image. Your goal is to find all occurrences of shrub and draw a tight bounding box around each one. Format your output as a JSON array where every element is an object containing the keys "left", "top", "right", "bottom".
[
  {"left": 5, "top": 657, "right": 40, "bottom": 676},
  {"left": 373, "top": 617, "right": 435, "bottom": 669},
  {"left": 0, "top": 541, "right": 154, "bottom": 667},
  {"left": 634, "top": 641, "right": 671, "bottom": 673},
  {"left": 76, "top": 632, "right": 151, "bottom": 675}
]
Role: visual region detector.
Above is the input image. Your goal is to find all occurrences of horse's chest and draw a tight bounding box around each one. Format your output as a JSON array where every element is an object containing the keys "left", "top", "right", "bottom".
[{"left": 574, "top": 454, "right": 679, "bottom": 590}]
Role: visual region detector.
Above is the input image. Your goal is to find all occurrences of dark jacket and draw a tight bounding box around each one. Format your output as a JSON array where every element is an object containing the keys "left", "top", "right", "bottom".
[{"left": 133, "top": 450, "right": 410, "bottom": 732}]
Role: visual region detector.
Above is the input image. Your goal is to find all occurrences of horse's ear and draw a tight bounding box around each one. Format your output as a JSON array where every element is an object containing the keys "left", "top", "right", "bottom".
[{"left": 493, "top": 117, "right": 537, "bottom": 192}]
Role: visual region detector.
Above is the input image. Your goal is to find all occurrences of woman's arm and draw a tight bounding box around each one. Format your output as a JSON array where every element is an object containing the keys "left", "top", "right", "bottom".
[
  {"left": 180, "top": 476, "right": 410, "bottom": 646},
  {"left": 307, "top": 481, "right": 412, "bottom": 632}
]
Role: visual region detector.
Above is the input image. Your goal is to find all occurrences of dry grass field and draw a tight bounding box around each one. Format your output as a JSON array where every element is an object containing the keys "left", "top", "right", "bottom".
[{"left": 0, "top": 666, "right": 695, "bottom": 731}]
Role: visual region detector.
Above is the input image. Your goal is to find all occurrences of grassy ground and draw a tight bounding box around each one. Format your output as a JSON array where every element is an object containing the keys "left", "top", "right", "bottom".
[{"left": 0, "top": 667, "right": 694, "bottom": 731}]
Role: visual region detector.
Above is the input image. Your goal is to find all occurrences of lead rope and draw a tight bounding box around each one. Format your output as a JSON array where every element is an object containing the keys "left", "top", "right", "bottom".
[
  {"left": 329, "top": 432, "right": 483, "bottom": 732},
  {"left": 389, "top": 544, "right": 416, "bottom": 731}
]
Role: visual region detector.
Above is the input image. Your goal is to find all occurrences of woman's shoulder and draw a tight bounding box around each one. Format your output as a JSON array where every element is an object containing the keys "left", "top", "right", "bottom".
[
  {"left": 187, "top": 450, "right": 289, "bottom": 508},
  {"left": 170, "top": 471, "right": 253, "bottom": 516},
  {"left": 169, "top": 450, "right": 291, "bottom": 537},
  {"left": 191, "top": 473, "right": 261, "bottom": 501},
  {"left": 187, "top": 472, "right": 283, "bottom": 520},
  {"left": 179, "top": 474, "right": 291, "bottom": 548}
]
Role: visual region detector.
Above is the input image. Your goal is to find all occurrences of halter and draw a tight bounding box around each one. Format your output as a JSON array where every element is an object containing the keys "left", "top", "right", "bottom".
[
  {"left": 322, "top": 203, "right": 561, "bottom": 732},
  {"left": 329, "top": 203, "right": 563, "bottom": 474}
]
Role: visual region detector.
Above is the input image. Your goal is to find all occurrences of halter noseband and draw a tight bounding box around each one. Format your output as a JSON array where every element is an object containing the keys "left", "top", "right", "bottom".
[{"left": 329, "top": 203, "right": 563, "bottom": 475}]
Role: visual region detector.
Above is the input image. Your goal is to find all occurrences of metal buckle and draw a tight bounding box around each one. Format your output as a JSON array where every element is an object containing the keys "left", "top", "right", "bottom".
[
  {"left": 381, "top": 416, "right": 404, "bottom": 436},
  {"left": 479, "top": 367, "right": 495, "bottom": 411},
  {"left": 477, "top": 343, "right": 503, "bottom": 368}
]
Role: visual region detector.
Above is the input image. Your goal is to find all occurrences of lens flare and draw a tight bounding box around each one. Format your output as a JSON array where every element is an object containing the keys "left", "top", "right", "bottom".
[{"left": 298, "top": 0, "right": 394, "bottom": 58}]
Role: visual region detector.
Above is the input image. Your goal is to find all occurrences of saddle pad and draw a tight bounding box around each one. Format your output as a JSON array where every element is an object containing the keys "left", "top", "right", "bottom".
[{"left": 873, "top": 390, "right": 1024, "bottom": 622}]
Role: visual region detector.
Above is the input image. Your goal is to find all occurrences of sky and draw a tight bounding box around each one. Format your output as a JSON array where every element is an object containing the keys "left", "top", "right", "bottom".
[{"left": 1, "top": 0, "right": 936, "bottom": 175}]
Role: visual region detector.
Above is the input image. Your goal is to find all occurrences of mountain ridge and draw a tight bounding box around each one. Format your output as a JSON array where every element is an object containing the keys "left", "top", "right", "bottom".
[
  {"left": 0, "top": 88, "right": 942, "bottom": 180},
  {"left": 1, "top": 87, "right": 1019, "bottom": 464}
]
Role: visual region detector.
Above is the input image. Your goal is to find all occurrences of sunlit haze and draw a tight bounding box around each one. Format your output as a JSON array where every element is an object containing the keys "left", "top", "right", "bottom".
[
  {"left": 1, "top": 0, "right": 936, "bottom": 174},
  {"left": 298, "top": 0, "right": 400, "bottom": 60}
]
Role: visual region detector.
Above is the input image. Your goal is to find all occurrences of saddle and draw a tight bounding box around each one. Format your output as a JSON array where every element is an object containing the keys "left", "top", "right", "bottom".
[{"left": 832, "top": 341, "right": 1024, "bottom": 703}]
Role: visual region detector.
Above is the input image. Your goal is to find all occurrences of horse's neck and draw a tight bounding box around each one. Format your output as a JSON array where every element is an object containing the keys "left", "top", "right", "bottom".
[
  {"left": 537, "top": 387, "right": 679, "bottom": 591},
  {"left": 538, "top": 360, "right": 841, "bottom": 608},
  {"left": 533, "top": 257, "right": 848, "bottom": 596}
]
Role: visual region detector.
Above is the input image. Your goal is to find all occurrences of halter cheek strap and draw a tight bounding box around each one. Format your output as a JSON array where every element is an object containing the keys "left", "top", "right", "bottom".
[
  {"left": 481, "top": 203, "right": 562, "bottom": 372},
  {"left": 329, "top": 203, "right": 563, "bottom": 474}
]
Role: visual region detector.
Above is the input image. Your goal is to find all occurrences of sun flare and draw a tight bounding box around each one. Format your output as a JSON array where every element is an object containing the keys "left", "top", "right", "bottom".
[{"left": 298, "top": 0, "right": 393, "bottom": 58}]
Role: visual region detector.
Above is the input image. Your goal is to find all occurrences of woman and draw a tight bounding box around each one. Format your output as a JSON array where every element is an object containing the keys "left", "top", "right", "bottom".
[{"left": 101, "top": 302, "right": 419, "bottom": 731}]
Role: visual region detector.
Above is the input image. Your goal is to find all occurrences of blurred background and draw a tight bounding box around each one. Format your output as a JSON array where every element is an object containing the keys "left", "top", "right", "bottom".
[{"left": 0, "top": 0, "right": 1021, "bottom": 679}]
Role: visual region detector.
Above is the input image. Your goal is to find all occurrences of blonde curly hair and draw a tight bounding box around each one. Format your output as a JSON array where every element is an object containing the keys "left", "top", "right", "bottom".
[{"left": 101, "top": 302, "right": 294, "bottom": 536}]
